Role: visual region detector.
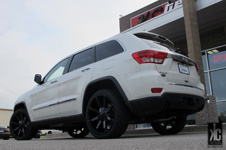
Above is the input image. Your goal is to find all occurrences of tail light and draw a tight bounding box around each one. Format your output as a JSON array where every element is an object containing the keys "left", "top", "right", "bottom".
[
  {"left": 6, "top": 129, "right": 10, "bottom": 133},
  {"left": 4, "top": 128, "right": 10, "bottom": 133},
  {"left": 132, "top": 50, "right": 168, "bottom": 64},
  {"left": 151, "top": 88, "right": 163, "bottom": 93},
  {"left": 195, "top": 63, "right": 199, "bottom": 73}
]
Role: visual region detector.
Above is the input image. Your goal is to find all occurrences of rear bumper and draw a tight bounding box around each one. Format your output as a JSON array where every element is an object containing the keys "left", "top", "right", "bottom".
[
  {"left": 0, "top": 133, "right": 10, "bottom": 139},
  {"left": 129, "top": 93, "right": 205, "bottom": 117}
]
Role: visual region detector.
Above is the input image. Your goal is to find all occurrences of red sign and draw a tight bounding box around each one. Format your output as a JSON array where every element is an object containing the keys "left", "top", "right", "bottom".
[
  {"left": 130, "top": 0, "right": 182, "bottom": 27},
  {"left": 212, "top": 53, "right": 226, "bottom": 63}
]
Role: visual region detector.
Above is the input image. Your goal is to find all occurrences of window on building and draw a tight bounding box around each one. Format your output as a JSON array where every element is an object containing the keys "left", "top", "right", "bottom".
[
  {"left": 202, "top": 52, "right": 207, "bottom": 71},
  {"left": 69, "top": 48, "right": 95, "bottom": 72},
  {"left": 96, "top": 40, "right": 124, "bottom": 61},
  {"left": 207, "top": 46, "right": 226, "bottom": 70},
  {"left": 217, "top": 102, "right": 226, "bottom": 123},
  {"left": 210, "top": 69, "right": 226, "bottom": 101},
  {"left": 204, "top": 73, "right": 210, "bottom": 95}
]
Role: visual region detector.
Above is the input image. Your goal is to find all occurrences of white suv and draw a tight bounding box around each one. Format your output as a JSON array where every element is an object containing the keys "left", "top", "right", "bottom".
[{"left": 10, "top": 32, "right": 205, "bottom": 140}]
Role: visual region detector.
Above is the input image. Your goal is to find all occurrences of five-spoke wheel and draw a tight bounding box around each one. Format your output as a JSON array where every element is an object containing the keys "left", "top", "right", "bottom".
[{"left": 86, "top": 89, "right": 129, "bottom": 139}]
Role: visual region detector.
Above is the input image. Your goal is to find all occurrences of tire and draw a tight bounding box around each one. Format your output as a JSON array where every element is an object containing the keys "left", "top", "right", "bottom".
[
  {"left": 86, "top": 89, "right": 129, "bottom": 139},
  {"left": 10, "top": 109, "right": 37, "bottom": 140},
  {"left": 151, "top": 115, "right": 187, "bottom": 135},
  {"left": 34, "top": 134, "right": 40, "bottom": 139},
  {"left": 68, "top": 126, "right": 89, "bottom": 138}
]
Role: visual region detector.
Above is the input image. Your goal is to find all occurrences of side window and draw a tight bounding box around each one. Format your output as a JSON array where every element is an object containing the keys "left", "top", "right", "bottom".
[
  {"left": 69, "top": 48, "right": 95, "bottom": 72},
  {"left": 96, "top": 40, "right": 124, "bottom": 61},
  {"left": 44, "top": 58, "right": 69, "bottom": 82}
]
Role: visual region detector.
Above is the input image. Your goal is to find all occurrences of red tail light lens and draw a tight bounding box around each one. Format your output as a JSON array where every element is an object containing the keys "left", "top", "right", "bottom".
[
  {"left": 132, "top": 50, "right": 168, "bottom": 64},
  {"left": 151, "top": 88, "right": 163, "bottom": 93},
  {"left": 195, "top": 63, "right": 199, "bottom": 73}
]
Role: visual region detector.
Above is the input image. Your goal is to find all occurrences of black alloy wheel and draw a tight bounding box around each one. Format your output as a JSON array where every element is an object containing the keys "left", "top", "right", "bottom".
[
  {"left": 10, "top": 109, "right": 37, "bottom": 140},
  {"left": 151, "top": 115, "right": 187, "bottom": 135},
  {"left": 86, "top": 89, "right": 129, "bottom": 139},
  {"left": 68, "top": 126, "right": 89, "bottom": 138}
]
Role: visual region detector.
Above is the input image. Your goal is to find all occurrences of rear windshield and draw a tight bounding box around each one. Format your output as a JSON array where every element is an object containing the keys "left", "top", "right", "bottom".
[
  {"left": 135, "top": 33, "right": 178, "bottom": 51},
  {"left": 135, "top": 33, "right": 174, "bottom": 46}
]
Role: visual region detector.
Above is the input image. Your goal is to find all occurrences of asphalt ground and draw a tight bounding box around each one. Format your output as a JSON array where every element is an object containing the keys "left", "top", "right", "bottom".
[{"left": 0, "top": 126, "right": 225, "bottom": 150}]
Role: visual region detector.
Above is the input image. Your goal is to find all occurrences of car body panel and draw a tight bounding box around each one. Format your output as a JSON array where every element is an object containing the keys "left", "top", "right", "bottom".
[{"left": 12, "top": 31, "right": 205, "bottom": 127}]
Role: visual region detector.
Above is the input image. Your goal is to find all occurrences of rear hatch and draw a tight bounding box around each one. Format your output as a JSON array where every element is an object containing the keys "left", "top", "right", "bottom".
[{"left": 134, "top": 33, "right": 200, "bottom": 88}]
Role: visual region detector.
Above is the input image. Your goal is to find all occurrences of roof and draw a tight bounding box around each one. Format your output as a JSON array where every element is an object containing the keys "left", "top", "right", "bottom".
[{"left": 0, "top": 108, "right": 13, "bottom": 111}]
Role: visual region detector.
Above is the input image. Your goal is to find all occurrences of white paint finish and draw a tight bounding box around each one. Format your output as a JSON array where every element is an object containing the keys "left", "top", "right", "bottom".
[
  {"left": 30, "top": 79, "right": 61, "bottom": 121},
  {"left": 13, "top": 31, "right": 204, "bottom": 123},
  {"left": 58, "top": 64, "right": 94, "bottom": 117}
]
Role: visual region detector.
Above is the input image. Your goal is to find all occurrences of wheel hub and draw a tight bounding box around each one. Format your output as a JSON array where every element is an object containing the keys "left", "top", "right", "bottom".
[
  {"left": 98, "top": 107, "right": 107, "bottom": 121},
  {"left": 19, "top": 120, "right": 25, "bottom": 125}
]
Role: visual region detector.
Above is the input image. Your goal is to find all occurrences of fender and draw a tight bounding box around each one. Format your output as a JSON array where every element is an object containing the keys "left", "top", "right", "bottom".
[{"left": 83, "top": 76, "right": 134, "bottom": 114}]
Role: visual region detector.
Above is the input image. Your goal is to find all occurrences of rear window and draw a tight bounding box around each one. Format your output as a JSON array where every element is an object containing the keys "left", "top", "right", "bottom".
[
  {"left": 141, "top": 39, "right": 172, "bottom": 52},
  {"left": 69, "top": 48, "right": 95, "bottom": 72},
  {"left": 135, "top": 33, "right": 174, "bottom": 47},
  {"left": 96, "top": 40, "right": 124, "bottom": 61},
  {"left": 136, "top": 33, "right": 190, "bottom": 56},
  {"left": 136, "top": 33, "right": 189, "bottom": 57}
]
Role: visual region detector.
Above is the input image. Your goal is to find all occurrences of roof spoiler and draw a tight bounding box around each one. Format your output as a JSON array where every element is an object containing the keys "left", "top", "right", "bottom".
[{"left": 133, "top": 32, "right": 174, "bottom": 47}]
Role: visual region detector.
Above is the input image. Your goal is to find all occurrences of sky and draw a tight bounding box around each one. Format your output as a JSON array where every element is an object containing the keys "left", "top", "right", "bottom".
[{"left": 0, "top": 0, "right": 158, "bottom": 109}]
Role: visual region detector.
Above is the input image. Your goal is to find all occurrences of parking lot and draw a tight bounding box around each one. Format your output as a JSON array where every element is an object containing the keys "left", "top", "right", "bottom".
[{"left": 0, "top": 131, "right": 225, "bottom": 150}]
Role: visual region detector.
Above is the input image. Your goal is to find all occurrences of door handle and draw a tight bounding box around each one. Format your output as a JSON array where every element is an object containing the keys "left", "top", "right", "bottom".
[
  {"left": 81, "top": 68, "right": 90, "bottom": 72},
  {"left": 51, "top": 80, "right": 58, "bottom": 84}
]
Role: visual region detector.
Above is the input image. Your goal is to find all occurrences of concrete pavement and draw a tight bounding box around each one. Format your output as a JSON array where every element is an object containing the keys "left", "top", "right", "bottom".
[{"left": 1, "top": 132, "right": 225, "bottom": 150}]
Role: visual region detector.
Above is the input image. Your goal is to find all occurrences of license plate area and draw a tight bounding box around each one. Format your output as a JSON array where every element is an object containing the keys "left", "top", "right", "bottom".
[
  {"left": 178, "top": 63, "right": 190, "bottom": 75},
  {"left": 0, "top": 130, "right": 4, "bottom": 133}
]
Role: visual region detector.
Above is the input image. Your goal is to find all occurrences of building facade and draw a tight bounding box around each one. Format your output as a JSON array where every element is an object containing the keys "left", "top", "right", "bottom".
[
  {"left": 120, "top": 0, "right": 226, "bottom": 123},
  {"left": 0, "top": 108, "right": 13, "bottom": 127}
]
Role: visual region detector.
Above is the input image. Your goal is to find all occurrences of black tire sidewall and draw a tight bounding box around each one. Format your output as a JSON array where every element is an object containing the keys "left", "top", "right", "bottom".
[
  {"left": 151, "top": 115, "right": 187, "bottom": 135},
  {"left": 10, "top": 109, "right": 37, "bottom": 140},
  {"left": 68, "top": 127, "right": 89, "bottom": 138},
  {"left": 86, "top": 89, "right": 129, "bottom": 139}
]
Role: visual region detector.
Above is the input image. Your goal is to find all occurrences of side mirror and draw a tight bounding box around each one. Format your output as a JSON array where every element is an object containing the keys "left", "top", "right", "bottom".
[{"left": 34, "top": 74, "right": 43, "bottom": 85}]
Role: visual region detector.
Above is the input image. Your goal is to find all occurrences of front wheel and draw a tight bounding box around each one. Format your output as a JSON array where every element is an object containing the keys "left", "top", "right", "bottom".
[
  {"left": 10, "top": 109, "right": 37, "bottom": 140},
  {"left": 86, "top": 89, "right": 129, "bottom": 139},
  {"left": 151, "top": 115, "right": 187, "bottom": 135}
]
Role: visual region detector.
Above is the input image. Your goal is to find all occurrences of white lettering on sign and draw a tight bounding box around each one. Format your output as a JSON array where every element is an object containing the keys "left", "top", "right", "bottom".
[{"left": 164, "top": 0, "right": 183, "bottom": 13}]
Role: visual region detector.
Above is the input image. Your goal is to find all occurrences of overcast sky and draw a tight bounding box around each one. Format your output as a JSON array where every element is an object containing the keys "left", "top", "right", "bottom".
[{"left": 0, "top": 0, "right": 157, "bottom": 109}]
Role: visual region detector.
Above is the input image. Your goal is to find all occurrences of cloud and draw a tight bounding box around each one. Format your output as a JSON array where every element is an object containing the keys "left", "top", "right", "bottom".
[{"left": 0, "top": 0, "right": 157, "bottom": 109}]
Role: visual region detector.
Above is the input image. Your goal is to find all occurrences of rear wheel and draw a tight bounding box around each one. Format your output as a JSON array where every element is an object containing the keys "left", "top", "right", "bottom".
[
  {"left": 151, "top": 115, "right": 187, "bottom": 135},
  {"left": 10, "top": 109, "right": 37, "bottom": 140},
  {"left": 86, "top": 89, "right": 129, "bottom": 139},
  {"left": 68, "top": 126, "right": 89, "bottom": 138}
]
